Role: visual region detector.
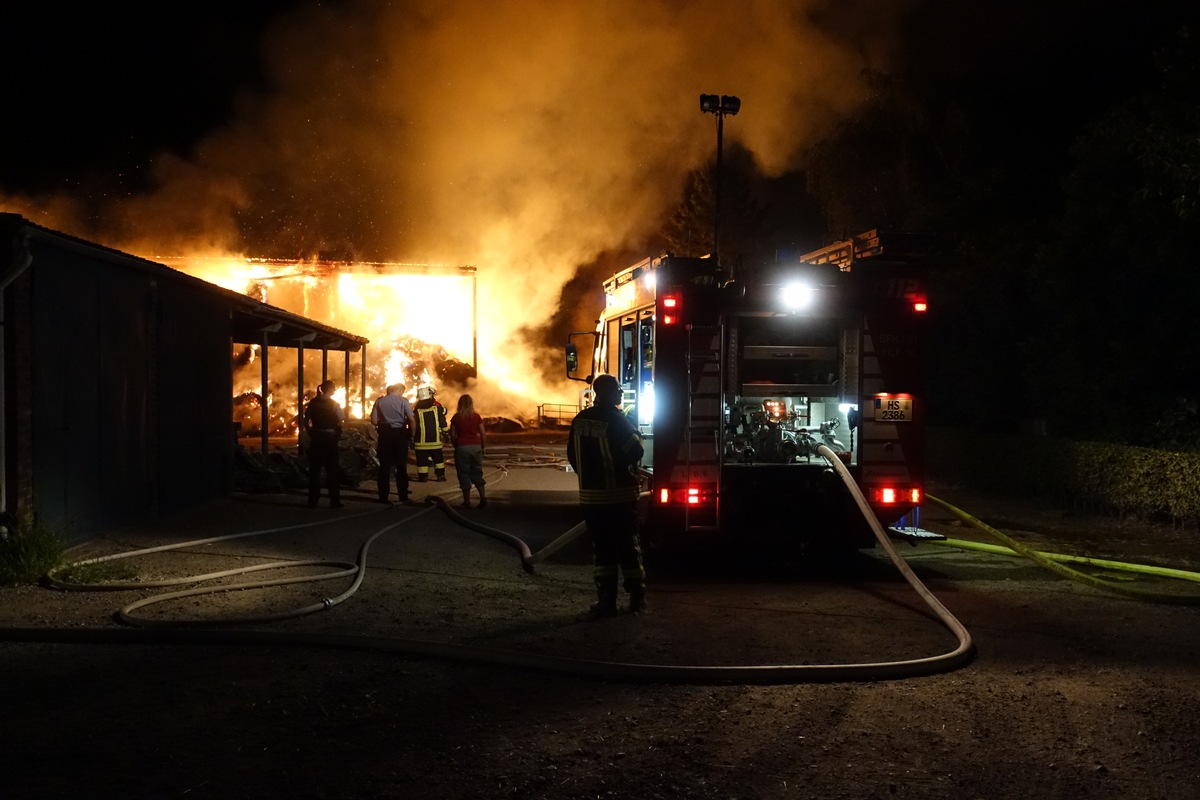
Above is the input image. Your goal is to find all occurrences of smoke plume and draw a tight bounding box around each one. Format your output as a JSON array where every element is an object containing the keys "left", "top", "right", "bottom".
[{"left": 3, "top": 0, "right": 909, "bottom": 409}]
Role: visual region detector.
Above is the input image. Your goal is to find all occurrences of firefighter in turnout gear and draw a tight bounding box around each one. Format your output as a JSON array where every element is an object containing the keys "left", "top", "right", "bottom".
[
  {"left": 412, "top": 385, "right": 449, "bottom": 481},
  {"left": 567, "top": 373, "right": 647, "bottom": 618}
]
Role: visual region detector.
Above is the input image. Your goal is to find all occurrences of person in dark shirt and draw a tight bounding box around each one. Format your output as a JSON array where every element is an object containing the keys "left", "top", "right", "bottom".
[
  {"left": 567, "top": 373, "right": 647, "bottom": 618},
  {"left": 303, "top": 380, "right": 345, "bottom": 508}
]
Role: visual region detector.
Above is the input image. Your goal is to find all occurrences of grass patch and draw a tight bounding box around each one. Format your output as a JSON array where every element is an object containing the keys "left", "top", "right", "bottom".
[
  {"left": 0, "top": 518, "right": 65, "bottom": 586},
  {"left": 53, "top": 559, "right": 139, "bottom": 585},
  {"left": 0, "top": 516, "right": 140, "bottom": 586}
]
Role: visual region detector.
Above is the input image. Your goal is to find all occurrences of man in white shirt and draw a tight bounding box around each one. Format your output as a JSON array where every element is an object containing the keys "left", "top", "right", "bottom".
[{"left": 370, "top": 383, "right": 416, "bottom": 504}]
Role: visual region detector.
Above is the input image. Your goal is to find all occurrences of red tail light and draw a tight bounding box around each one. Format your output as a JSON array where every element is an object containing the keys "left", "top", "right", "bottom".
[
  {"left": 871, "top": 486, "right": 921, "bottom": 505},
  {"left": 658, "top": 484, "right": 715, "bottom": 504},
  {"left": 661, "top": 294, "right": 680, "bottom": 325}
]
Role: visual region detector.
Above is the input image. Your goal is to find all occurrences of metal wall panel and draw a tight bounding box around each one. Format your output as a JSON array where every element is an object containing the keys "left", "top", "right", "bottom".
[
  {"left": 28, "top": 242, "right": 234, "bottom": 541},
  {"left": 31, "top": 243, "right": 155, "bottom": 538},
  {"left": 155, "top": 280, "right": 234, "bottom": 511}
]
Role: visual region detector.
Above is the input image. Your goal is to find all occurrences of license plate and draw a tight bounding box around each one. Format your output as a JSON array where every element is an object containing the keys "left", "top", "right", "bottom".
[{"left": 874, "top": 396, "right": 912, "bottom": 422}]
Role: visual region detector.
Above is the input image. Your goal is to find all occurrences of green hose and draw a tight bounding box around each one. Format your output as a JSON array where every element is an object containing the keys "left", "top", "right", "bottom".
[{"left": 925, "top": 494, "right": 1200, "bottom": 605}]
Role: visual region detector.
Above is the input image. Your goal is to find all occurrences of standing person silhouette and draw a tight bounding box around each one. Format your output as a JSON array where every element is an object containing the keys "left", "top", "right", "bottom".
[
  {"left": 370, "top": 383, "right": 416, "bottom": 505},
  {"left": 303, "top": 379, "right": 345, "bottom": 508},
  {"left": 449, "top": 393, "right": 487, "bottom": 508},
  {"left": 412, "top": 385, "right": 449, "bottom": 482},
  {"left": 567, "top": 374, "right": 647, "bottom": 618}
]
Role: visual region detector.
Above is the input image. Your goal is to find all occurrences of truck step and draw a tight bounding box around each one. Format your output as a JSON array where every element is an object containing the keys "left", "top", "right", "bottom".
[{"left": 886, "top": 526, "right": 946, "bottom": 543}]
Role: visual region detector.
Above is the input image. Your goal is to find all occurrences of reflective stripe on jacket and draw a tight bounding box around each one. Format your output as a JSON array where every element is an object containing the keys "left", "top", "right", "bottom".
[
  {"left": 567, "top": 403, "right": 643, "bottom": 505},
  {"left": 413, "top": 403, "right": 448, "bottom": 450}
]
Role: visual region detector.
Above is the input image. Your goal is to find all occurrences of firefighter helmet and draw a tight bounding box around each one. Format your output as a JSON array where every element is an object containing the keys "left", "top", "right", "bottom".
[{"left": 417, "top": 386, "right": 434, "bottom": 400}]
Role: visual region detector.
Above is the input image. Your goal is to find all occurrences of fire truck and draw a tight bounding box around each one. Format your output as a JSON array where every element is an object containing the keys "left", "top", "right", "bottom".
[{"left": 566, "top": 230, "right": 931, "bottom": 553}]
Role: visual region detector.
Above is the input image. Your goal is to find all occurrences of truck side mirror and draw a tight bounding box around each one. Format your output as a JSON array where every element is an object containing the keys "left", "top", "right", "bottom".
[
  {"left": 565, "top": 332, "right": 597, "bottom": 383},
  {"left": 565, "top": 343, "right": 578, "bottom": 375}
]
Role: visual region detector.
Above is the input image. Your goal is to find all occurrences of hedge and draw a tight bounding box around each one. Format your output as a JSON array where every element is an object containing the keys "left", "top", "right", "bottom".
[{"left": 926, "top": 426, "right": 1200, "bottom": 527}]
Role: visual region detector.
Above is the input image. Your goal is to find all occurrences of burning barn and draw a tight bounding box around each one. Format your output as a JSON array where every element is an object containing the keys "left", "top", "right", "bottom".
[
  {"left": 0, "top": 214, "right": 368, "bottom": 543},
  {"left": 194, "top": 257, "right": 482, "bottom": 431}
]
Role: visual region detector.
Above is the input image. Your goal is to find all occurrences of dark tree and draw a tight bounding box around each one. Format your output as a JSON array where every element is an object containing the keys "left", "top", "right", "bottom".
[
  {"left": 659, "top": 144, "right": 822, "bottom": 281},
  {"left": 1032, "top": 29, "right": 1200, "bottom": 448}
]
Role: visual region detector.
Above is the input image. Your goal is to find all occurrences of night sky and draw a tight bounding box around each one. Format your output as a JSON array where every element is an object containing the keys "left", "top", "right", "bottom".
[{"left": 2, "top": 2, "right": 302, "bottom": 194}]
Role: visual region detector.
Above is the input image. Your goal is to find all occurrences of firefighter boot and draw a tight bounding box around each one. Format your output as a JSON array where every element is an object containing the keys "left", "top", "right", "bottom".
[
  {"left": 629, "top": 589, "right": 649, "bottom": 615},
  {"left": 460, "top": 490, "right": 471, "bottom": 509},
  {"left": 577, "top": 585, "right": 619, "bottom": 622},
  {"left": 476, "top": 489, "right": 488, "bottom": 509},
  {"left": 435, "top": 468, "right": 447, "bottom": 482}
]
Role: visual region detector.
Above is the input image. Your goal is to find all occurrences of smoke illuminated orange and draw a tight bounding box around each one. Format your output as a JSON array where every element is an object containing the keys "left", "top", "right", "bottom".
[{"left": 1, "top": 0, "right": 903, "bottom": 429}]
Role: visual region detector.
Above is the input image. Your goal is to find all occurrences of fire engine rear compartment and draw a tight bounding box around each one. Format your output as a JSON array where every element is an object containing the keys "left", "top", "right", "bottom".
[
  {"left": 645, "top": 311, "right": 877, "bottom": 550},
  {"left": 724, "top": 314, "right": 856, "bottom": 467},
  {"left": 570, "top": 235, "right": 927, "bottom": 553}
]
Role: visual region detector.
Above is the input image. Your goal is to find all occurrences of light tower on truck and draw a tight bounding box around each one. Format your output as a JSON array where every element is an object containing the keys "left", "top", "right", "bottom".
[{"left": 699, "top": 93, "right": 740, "bottom": 271}]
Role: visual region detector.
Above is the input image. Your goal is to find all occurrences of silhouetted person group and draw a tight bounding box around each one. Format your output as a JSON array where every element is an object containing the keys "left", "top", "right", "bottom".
[{"left": 306, "top": 381, "right": 477, "bottom": 510}]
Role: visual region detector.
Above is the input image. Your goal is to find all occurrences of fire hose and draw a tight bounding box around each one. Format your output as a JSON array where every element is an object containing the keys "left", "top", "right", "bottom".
[
  {"left": 429, "top": 447, "right": 978, "bottom": 682},
  {"left": 40, "top": 504, "right": 419, "bottom": 626},
  {"left": 35, "top": 465, "right": 515, "bottom": 626},
  {"left": 4, "top": 449, "right": 978, "bottom": 685},
  {"left": 924, "top": 495, "right": 1200, "bottom": 605},
  {"left": 7, "top": 445, "right": 1195, "bottom": 682}
]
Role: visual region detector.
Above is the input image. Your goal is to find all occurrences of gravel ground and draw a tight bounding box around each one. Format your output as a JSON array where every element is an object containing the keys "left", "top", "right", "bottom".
[{"left": 3, "top": 437, "right": 1198, "bottom": 799}]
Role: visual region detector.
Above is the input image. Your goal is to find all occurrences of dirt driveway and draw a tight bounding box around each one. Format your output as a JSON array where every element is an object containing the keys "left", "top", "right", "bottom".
[{"left": 3, "top": 438, "right": 1198, "bottom": 799}]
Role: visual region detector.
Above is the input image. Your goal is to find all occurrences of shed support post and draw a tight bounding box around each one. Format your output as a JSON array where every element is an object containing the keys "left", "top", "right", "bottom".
[
  {"left": 358, "top": 346, "right": 367, "bottom": 419},
  {"left": 260, "top": 334, "right": 270, "bottom": 456},
  {"left": 297, "top": 346, "right": 305, "bottom": 438}
]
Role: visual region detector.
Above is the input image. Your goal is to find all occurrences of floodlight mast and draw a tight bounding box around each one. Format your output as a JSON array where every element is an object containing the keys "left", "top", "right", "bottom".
[{"left": 699, "top": 93, "right": 740, "bottom": 273}]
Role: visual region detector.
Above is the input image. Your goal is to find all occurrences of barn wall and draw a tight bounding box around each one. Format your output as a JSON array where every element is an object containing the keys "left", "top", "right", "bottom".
[
  {"left": 24, "top": 239, "right": 238, "bottom": 542},
  {"left": 155, "top": 279, "right": 235, "bottom": 511},
  {"left": 30, "top": 240, "right": 157, "bottom": 539},
  {"left": 3, "top": 270, "right": 35, "bottom": 516},
  {"left": 4, "top": 217, "right": 365, "bottom": 544}
]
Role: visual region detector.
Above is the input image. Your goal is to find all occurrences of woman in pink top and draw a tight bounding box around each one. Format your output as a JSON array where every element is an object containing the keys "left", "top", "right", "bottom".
[{"left": 450, "top": 394, "right": 487, "bottom": 508}]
